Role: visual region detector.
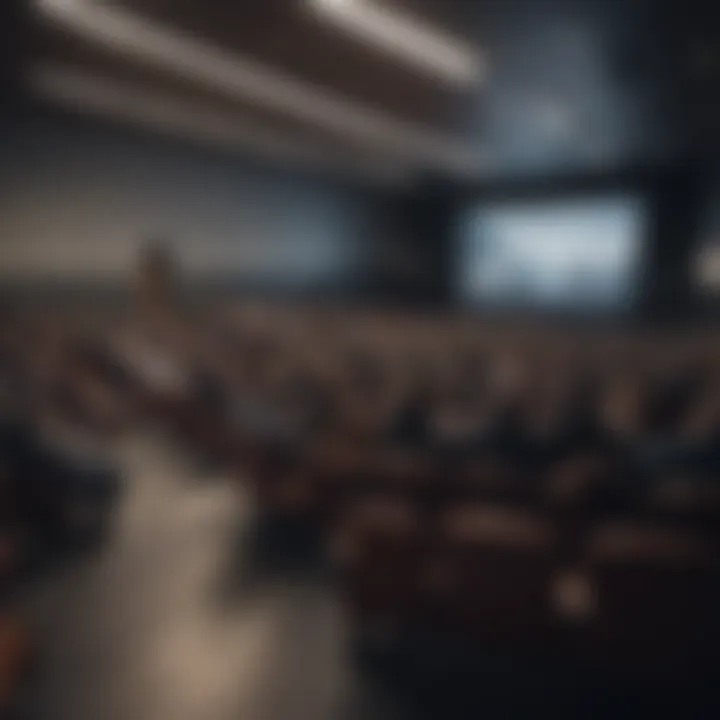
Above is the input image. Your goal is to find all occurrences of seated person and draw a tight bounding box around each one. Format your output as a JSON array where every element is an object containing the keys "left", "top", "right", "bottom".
[
  {"left": 386, "top": 387, "right": 433, "bottom": 449},
  {"left": 677, "top": 391, "right": 720, "bottom": 472},
  {"left": 429, "top": 395, "right": 494, "bottom": 462},
  {"left": 485, "top": 399, "right": 528, "bottom": 459},
  {"left": 2, "top": 399, "right": 120, "bottom": 545}
]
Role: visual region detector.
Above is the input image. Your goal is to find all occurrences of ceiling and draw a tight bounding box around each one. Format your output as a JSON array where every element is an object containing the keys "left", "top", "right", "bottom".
[{"left": 21, "top": 0, "right": 720, "bottom": 184}]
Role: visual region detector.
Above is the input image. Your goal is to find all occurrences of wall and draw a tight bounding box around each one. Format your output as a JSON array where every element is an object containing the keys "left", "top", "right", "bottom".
[
  {"left": 1, "top": 109, "right": 707, "bottom": 318},
  {"left": 0, "top": 107, "right": 383, "bottom": 297}
]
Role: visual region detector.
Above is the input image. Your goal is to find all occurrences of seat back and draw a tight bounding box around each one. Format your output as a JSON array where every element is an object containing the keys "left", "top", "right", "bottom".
[
  {"left": 584, "top": 522, "right": 720, "bottom": 672},
  {"left": 423, "top": 505, "right": 556, "bottom": 652}
]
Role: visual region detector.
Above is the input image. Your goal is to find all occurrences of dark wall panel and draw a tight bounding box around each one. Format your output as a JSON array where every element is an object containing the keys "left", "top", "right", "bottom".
[{"left": 386, "top": 166, "right": 708, "bottom": 319}]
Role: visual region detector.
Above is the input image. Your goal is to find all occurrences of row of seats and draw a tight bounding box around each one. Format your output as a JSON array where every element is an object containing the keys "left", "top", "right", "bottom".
[
  {"left": 239, "top": 441, "right": 720, "bottom": 533},
  {"left": 235, "top": 438, "right": 720, "bottom": 676},
  {"left": 3, "top": 305, "right": 720, "bottom": 687},
  {"left": 208, "top": 308, "right": 720, "bottom": 682},
  {"left": 334, "top": 496, "right": 720, "bottom": 675}
]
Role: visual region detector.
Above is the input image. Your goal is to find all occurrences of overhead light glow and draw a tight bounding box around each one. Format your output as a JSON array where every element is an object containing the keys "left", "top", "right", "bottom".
[
  {"left": 35, "top": 0, "right": 476, "bottom": 173},
  {"left": 308, "top": 0, "right": 485, "bottom": 86}
]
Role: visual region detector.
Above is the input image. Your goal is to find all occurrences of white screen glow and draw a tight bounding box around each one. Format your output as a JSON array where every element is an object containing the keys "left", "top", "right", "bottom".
[{"left": 458, "top": 196, "right": 645, "bottom": 311}]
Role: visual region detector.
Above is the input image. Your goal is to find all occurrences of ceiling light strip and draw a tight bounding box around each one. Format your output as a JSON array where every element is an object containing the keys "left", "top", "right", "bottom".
[
  {"left": 308, "top": 0, "right": 483, "bottom": 86},
  {"left": 34, "top": 0, "right": 475, "bottom": 173}
]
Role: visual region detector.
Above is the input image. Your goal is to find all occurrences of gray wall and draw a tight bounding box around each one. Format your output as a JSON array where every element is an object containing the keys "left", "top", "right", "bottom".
[{"left": 0, "top": 109, "right": 383, "bottom": 294}]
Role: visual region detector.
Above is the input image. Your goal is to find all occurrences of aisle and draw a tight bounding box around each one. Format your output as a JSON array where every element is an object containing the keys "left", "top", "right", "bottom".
[{"left": 16, "top": 436, "right": 404, "bottom": 720}]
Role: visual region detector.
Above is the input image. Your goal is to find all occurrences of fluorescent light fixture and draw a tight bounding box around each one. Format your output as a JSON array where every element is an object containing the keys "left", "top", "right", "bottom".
[
  {"left": 308, "top": 0, "right": 484, "bottom": 86},
  {"left": 34, "top": 0, "right": 478, "bottom": 174}
]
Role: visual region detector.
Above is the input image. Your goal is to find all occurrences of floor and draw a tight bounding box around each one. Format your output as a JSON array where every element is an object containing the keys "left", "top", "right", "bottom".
[
  {"left": 13, "top": 435, "right": 716, "bottom": 720},
  {"left": 14, "top": 435, "right": 407, "bottom": 720}
]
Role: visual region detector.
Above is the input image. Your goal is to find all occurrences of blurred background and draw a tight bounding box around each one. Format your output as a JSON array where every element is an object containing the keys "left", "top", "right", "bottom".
[{"left": 1, "top": 0, "right": 720, "bottom": 718}]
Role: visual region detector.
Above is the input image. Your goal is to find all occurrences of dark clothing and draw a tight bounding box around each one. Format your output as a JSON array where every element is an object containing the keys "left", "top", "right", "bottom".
[{"left": 389, "top": 399, "right": 430, "bottom": 449}]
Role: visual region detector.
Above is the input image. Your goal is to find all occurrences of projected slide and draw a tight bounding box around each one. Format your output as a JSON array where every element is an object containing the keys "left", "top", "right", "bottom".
[{"left": 458, "top": 197, "right": 645, "bottom": 311}]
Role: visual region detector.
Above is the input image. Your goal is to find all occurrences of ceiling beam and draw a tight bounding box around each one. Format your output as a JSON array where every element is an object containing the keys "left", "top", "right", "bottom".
[
  {"left": 29, "top": 62, "right": 415, "bottom": 185},
  {"left": 34, "top": 0, "right": 480, "bottom": 175}
]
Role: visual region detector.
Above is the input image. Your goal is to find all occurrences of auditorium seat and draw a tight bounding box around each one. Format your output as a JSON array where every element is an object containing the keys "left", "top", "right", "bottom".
[
  {"left": 543, "top": 454, "right": 615, "bottom": 557},
  {"left": 0, "top": 613, "right": 33, "bottom": 714},
  {"left": 421, "top": 505, "right": 556, "bottom": 656},
  {"left": 458, "top": 457, "right": 535, "bottom": 507},
  {"left": 581, "top": 522, "right": 720, "bottom": 676},
  {"left": 366, "top": 449, "right": 436, "bottom": 503},
  {"left": 334, "top": 499, "right": 425, "bottom": 650},
  {"left": 641, "top": 474, "right": 720, "bottom": 530},
  {"left": 306, "top": 442, "right": 377, "bottom": 525},
  {"left": 256, "top": 466, "right": 318, "bottom": 520}
]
